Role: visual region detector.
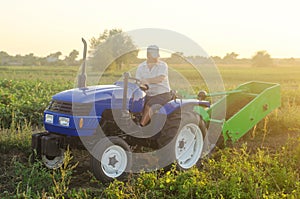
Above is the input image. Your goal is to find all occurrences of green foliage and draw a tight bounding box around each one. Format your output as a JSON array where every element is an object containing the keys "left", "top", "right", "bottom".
[
  {"left": 52, "top": 147, "right": 79, "bottom": 198},
  {"left": 223, "top": 52, "right": 239, "bottom": 64},
  {"left": 89, "top": 29, "right": 138, "bottom": 71},
  {"left": 0, "top": 50, "right": 81, "bottom": 66},
  {"left": 252, "top": 50, "right": 273, "bottom": 67},
  {"left": 0, "top": 144, "right": 80, "bottom": 198},
  {"left": 0, "top": 150, "right": 53, "bottom": 198},
  {"left": 202, "top": 145, "right": 300, "bottom": 198},
  {"left": 14, "top": 159, "right": 53, "bottom": 198},
  {"left": 0, "top": 65, "right": 300, "bottom": 198},
  {"left": 2, "top": 142, "right": 298, "bottom": 198},
  {"left": 0, "top": 118, "right": 32, "bottom": 153},
  {"left": 104, "top": 142, "right": 300, "bottom": 199},
  {"left": 0, "top": 79, "right": 73, "bottom": 128},
  {"left": 64, "top": 50, "right": 79, "bottom": 66}
]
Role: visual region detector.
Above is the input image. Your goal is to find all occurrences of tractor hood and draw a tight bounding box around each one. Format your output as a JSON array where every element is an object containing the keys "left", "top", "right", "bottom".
[
  {"left": 51, "top": 82, "right": 143, "bottom": 105},
  {"left": 52, "top": 84, "right": 123, "bottom": 103}
]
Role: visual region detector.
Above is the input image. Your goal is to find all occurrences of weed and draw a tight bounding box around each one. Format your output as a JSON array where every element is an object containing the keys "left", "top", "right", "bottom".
[
  {"left": 52, "top": 146, "right": 79, "bottom": 198},
  {"left": 13, "top": 158, "right": 53, "bottom": 198}
]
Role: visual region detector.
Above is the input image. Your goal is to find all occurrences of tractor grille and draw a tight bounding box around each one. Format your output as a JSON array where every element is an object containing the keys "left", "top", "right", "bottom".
[{"left": 48, "top": 100, "right": 92, "bottom": 116}]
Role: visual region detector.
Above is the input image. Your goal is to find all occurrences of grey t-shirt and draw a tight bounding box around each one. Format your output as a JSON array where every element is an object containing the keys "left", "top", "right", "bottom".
[{"left": 136, "top": 60, "right": 171, "bottom": 96}]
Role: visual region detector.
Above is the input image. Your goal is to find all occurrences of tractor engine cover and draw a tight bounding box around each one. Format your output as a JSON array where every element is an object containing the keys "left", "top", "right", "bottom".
[{"left": 41, "top": 134, "right": 65, "bottom": 157}]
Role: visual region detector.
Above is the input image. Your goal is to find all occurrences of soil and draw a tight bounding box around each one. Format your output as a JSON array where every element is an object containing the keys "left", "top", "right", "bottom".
[
  {"left": 225, "top": 96, "right": 255, "bottom": 120},
  {"left": 233, "top": 129, "right": 300, "bottom": 153}
]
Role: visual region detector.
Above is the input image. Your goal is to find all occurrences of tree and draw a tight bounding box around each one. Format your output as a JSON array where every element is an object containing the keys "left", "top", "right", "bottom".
[
  {"left": 23, "top": 53, "right": 37, "bottom": 66},
  {"left": 64, "top": 50, "right": 79, "bottom": 66},
  {"left": 252, "top": 50, "right": 273, "bottom": 67},
  {"left": 0, "top": 51, "right": 10, "bottom": 65},
  {"left": 45, "top": 51, "right": 63, "bottom": 66},
  {"left": 211, "top": 56, "right": 222, "bottom": 64},
  {"left": 89, "top": 29, "right": 137, "bottom": 70},
  {"left": 166, "top": 52, "right": 185, "bottom": 64},
  {"left": 223, "top": 52, "right": 239, "bottom": 64}
]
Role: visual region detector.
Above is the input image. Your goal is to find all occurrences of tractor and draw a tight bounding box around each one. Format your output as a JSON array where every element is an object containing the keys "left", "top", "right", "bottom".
[{"left": 32, "top": 39, "right": 280, "bottom": 183}]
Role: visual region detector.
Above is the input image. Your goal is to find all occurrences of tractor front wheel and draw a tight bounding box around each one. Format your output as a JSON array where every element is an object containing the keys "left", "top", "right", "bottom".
[{"left": 90, "top": 136, "right": 132, "bottom": 183}]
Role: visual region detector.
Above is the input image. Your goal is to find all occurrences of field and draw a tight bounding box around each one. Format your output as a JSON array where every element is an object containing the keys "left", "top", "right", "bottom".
[{"left": 0, "top": 64, "right": 300, "bottom": 198}]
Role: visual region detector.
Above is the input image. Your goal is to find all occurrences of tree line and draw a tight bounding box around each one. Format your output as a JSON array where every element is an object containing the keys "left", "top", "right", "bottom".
[
  {"left": 166, "top": 51, "right": 277, "bottom": 67},
  {"left": 1, "top": 29, "right": 298, "bottom": 68},
  {"left": 0, "top": 50, "right": 80, "bottom": 66}
]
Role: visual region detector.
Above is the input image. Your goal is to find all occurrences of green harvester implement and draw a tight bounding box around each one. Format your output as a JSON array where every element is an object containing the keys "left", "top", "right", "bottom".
[{"left": 197, "top": 81, "right": 281, "bottom": 143}]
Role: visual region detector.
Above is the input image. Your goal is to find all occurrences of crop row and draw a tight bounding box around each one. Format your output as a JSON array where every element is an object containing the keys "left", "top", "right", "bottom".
[{"left": 0, "top": 79, "right": 73, "bottom": 128}]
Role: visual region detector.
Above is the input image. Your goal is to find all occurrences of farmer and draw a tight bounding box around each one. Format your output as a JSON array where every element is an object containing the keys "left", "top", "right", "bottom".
[{"left": 136, "top": 45, "right": 172, "bottom": 126}]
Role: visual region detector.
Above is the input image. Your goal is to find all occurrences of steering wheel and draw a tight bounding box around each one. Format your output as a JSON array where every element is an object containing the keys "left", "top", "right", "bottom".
[
  {"left": 123, "top": 72, "right": 149, "bottom": 91},
  {"left": 129, "top": 77, "right": 149, "bottom": 91}
]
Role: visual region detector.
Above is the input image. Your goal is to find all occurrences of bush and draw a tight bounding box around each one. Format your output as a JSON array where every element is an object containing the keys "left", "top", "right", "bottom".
[{"left": 104, "top": 141, "right": 300, "bottom": 199}]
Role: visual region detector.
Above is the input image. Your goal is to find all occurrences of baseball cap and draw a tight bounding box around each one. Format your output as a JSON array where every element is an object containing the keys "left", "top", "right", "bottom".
[{"left": 147, "top": 45, "right": 160, "bottom": 58}]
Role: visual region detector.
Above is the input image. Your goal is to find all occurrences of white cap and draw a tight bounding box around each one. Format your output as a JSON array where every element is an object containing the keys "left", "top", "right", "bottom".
[{"left": 147, "top": 45, "right": 160, "bottom": 58}]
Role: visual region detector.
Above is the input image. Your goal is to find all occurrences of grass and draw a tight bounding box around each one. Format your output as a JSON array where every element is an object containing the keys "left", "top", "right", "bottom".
[
  {"left": 0, "top": 64, "right": 299, "bottom": 198},
  {"left": 104, "top": 143, "right": 300, "bottom": 198}
]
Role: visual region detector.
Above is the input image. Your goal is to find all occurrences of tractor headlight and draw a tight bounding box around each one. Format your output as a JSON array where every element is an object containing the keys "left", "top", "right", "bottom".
[
  {"left": 59, "top": 117, "right": 70, "bottom": 127},
  {"left": 45, "top": 114, "right": 54, "bottom": 124}
]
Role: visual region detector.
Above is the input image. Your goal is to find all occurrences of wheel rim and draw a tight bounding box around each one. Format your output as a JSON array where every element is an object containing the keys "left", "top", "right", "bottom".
[
  {"left": 175, "top": 123, "right": 203, "bottom": 169},
  {"left": 101, "top": 145, "right": 128, "bottom": 178},
  {"left": 42, "top": 149, "right": 65, "bottom": 169}
]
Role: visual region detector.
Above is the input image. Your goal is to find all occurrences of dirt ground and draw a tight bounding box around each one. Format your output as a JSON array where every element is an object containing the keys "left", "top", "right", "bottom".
[{"left": 233, "top": 129, "right": 300, "bottom": 152}]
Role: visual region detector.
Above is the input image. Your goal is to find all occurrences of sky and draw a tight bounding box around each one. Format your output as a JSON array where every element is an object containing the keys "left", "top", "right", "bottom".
[{"left": 0, "top": 0, "right": 299, "bottom": 58}]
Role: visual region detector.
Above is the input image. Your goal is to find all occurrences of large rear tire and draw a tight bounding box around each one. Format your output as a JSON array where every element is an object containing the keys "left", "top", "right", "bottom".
[
  {"left": 175, "top": 119, "right": 204, "bottom": 169},
  {"left": 90, "top": 136, "right": 132, "bottom": 183},
  {"left": 160, "top": 111, "right": 207, "bottom": 170}
]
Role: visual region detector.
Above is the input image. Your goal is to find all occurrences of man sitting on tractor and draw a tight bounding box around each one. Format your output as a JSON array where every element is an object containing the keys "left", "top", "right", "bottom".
[{"left": 136, "top": 45, "right": 172, "bottom": 126}]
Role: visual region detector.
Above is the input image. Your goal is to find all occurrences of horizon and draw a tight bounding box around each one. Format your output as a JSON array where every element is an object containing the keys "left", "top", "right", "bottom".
[
  {"left": 2, "top": 49, "right": 300, "bottom": 60},
  {"left": 1, "top": 48, "right": 300, "bottom": 60}
]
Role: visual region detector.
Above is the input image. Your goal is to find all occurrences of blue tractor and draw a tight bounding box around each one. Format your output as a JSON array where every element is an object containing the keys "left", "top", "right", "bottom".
[
  {"left": 32, "top": 39, "right": 210, "bottom": 182},
  {"left": 32, "top": 39, "right": 281, "bottom": 183}
]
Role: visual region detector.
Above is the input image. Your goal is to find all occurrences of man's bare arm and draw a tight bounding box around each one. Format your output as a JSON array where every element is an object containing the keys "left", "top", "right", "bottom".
[{"left": 141, "top": 75, "right": 166, "bottom": 84}]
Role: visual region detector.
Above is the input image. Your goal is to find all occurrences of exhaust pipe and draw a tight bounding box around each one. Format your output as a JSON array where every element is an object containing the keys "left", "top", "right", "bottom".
[{"left": 77, "top": 38, "right": 87, "bottom": 88}]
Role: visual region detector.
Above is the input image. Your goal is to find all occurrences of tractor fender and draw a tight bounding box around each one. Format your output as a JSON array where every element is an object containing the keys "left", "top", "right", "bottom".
[{"left": 158, "top": 99, "right": 210, "bottom": 116}]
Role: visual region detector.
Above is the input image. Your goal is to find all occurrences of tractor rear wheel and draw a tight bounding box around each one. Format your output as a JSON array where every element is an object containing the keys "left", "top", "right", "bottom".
[
  {"left": 160, "top": 111, "right": 206, "bottom": 170},
  {"left": 90, "top": 136, "right": 132, "bottom": 183},
  {"left": 175, "top": 117, "right": 204, "bottom": 169}
]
